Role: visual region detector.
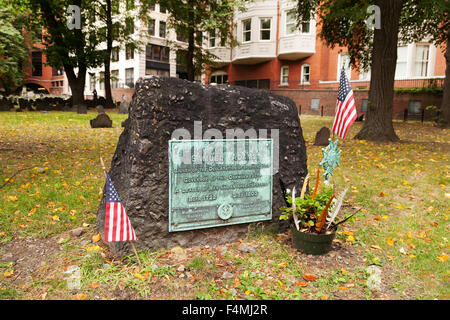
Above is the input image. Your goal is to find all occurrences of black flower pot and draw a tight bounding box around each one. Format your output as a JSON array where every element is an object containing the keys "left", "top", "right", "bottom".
[{"left": 291, "top": 225, "right": 337, "bottom": 255}]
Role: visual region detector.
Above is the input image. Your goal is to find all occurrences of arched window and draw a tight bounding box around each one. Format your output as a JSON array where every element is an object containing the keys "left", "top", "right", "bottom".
[{"left": 210, "top": 71, "right": 228, "bottom": 84}]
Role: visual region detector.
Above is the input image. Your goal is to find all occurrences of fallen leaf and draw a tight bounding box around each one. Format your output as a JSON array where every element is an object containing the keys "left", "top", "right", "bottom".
[
  {"left": 86, "top": 245, "right": 101, "bottom": 253},
  {"left": 92, "top": 234, "right": 101, "bottom": 242},
  {"left": 88, "top": 281, "right": 99, "bottom": 288},
  {"left": 371, "top": 245, "right": 382, "bottom": 250},
  {"left": 303, "top": 274, "right": 318, "bottom": 282},
  {"left": 347, "top": 235, "right": 355, "bottom": 242},
  {"left": 386, "top": 238, "right": 395, "bottom": 246},
  {"left": 51, "top": 215, "right": 60, "bottom": 221},
  {"left": 72, "top": 293, "right": 87, "bottom": 300},
  {"left": 437, "top": 253, "right": 448, "bottom": 262},
  {"left": 295, "top": 281, "right": 308, "bottom": 287},
  {"left": 338, "top": 286, "right": 349, "bottom": 290},
  {"left": 3, "top": 270, "right": 14, "bottom": 278}
]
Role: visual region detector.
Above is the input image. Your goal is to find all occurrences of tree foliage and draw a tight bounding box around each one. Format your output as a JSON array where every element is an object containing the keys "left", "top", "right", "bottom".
[{"left": 140, "top": 0, "right": 244, "bottom": 80}]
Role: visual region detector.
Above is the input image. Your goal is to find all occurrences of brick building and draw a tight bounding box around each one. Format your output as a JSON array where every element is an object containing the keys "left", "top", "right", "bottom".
[{"left": 205, "top": 0, "right": 446, "bottom": 119}]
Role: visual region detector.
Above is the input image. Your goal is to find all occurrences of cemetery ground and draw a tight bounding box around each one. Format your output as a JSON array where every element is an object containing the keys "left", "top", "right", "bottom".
[{"left": 0, "top": 111, "right": 448, "bottom": 300}]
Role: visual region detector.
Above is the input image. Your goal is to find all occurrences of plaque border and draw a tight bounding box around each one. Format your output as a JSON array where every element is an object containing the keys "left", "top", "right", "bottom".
[{"left": 168, "top": 139, "right": 273, "bottom": 232}]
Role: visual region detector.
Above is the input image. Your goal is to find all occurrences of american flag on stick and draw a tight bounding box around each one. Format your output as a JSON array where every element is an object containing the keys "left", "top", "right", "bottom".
[
  {"left": 104, "top": 173, "right": 137, "bottom": 242},
  {"left": 100, "top": 157, "right": 141, "bottom": 266},
  {"left": 332, "top": 67, "right": 357, "bottom": 139}
]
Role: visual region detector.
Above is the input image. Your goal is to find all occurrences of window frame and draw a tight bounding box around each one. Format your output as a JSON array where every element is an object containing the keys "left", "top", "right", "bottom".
[
  {"left": 280, "top": 66, "right": 289, "bottom": 86},
  {"left": 301, "top": 64, "right": 310, "bottom": 85},
  {"left": 242, "top": 19, "right": 252, "bottom": 43},
  {"left": 414, "top": 44, "right": 430, "bottom": 77},
  {"left": 259, "top": 18, "right": 271, "bottom": 41}
]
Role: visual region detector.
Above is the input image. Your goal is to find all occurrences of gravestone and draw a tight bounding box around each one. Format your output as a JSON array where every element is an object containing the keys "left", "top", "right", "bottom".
[
  {"left": 75, "top": 104, "right": 87, "bottom": 114},
  {"left": 118, "top": 101, "right": 129, "bottom": 114},
  {"left": 96, "top": 105, "right": 105, "bottom": 113},
  {"left": 97, "top": 76, "right": 307, "bottom": 256},
  {"left": 90, "top": 113, "right": 112, "bottom": 128},
  {"left": 314, "top": 127, "right": 331, "bottom": 146}
]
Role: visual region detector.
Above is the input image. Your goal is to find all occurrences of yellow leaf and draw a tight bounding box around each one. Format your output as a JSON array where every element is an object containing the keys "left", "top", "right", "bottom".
[
  {"left": 409, "top": 254, "right": 415, "bottom": 259},
  {"left": 245, "top": 290, "right": 251, "bottom": 295},
  {"left": 396, "top": 204, "right": 403, "bottom": 209},
  {"left": 3, "top": 270, "right": 14, "bottom": 278},
  {"left": 437, "top": 253, "right": 448, "bottom": 262},
  {"left": 347, "top": 235, "right": 355, "bottom": 242},
  {"left": 7, "top": 196, "right": 18, "bottom": 202},
  {"left": 51, "top": 215, "right": 60, "bottom": 221},
  {"left": 92, "top": 234, "right": 101, "bottom": 242},
  {"left": 403, "top": 180, "right": 409, "bottom": 185},
  {"left": 338, "top": 286, "right": 349, "bottom": 290},
  {"left": 86, "top": 245, "right": 101, "bottom": 253},
  {"left": 386, "top": 238, "right": 395, "bottom": 246}
]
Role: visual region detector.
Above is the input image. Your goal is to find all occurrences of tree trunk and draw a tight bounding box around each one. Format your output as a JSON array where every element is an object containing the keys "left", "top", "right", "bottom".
[
  {"left": 103, "top": 0, "right": 115, "bottom": 108},
  {"left": 437, "top": 30, "right": 450, "bottom": 128},
  {"left": 186, "top": 28, "right": 195, "bottom": 81},
  {"left": 65, "top": 64, "right": 86, "bottom": 106},
  {"left": 354, "top": 0, "right": 402, "bottom": 142}
]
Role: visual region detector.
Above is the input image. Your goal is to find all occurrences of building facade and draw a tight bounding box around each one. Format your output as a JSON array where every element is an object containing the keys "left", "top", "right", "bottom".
[{"left": 206, "top": 0, "right": 446, "bottom": 118}]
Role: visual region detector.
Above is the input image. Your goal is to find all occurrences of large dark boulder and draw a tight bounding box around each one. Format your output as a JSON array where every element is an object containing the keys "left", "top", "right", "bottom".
[{"left": 97, "top": 76, "right": 308, "bottom": 256}]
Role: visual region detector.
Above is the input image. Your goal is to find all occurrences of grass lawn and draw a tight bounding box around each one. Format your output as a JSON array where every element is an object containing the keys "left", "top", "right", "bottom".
[{"left": 0, "top": 111, "right": 448, "bottom": 300}]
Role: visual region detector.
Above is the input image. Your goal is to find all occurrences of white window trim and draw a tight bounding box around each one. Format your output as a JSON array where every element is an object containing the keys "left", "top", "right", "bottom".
[
  {"left": 285, "top": 9, "right": 297, "bottom": 36},
  {"left": 209, "top": 30, "right": 216, "bottom": 48},
  {"left": 300, "top": 64, "right": 310, "bottom": 85},
  {"left": 280, "top": 66, "right": 289, "bottom": 86},
  {"left": 242, "top": 18, "right": 252, "bottom": 43},
  {"left": 259, "top": 17, "right": 271, "bottom": 41},
  {"left": 413, "top": 43, "right": 431, "bottom": 77}
]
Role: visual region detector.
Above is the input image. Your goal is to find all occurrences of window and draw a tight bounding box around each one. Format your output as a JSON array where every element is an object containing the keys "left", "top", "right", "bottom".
[
  {"left": 361, "top": 99, "right": 368, "bottom": 112},
  {"left": 286, "top": 10, "right": 297, "bottom": 35},
  {"left": 234, "top": 79, "right": 270, "bottom": 90},
  {"left": 209, "top": 30, "right": 216, "bottom": 48},
  {"left": 414, "top": 45, "right": 429, "bottom": 77},
  {"left": 311, "top": 98, "right": 320, "bottom": 110},
  {"left": 99, "top": 72, "right": 105, "bottom": 90},
  {"left": 159, "top": 21, "right": 166, "bottom": 38},
  {"left": 210, "top": 72, "right": 228, "bottom": 84},
  {"left": 148, "top": 18, "right": 155, "bottom": 36},
  {"left": 125, "top": 68, "right": 134, "bottom": 88},
  {"left": 280, "top": 66, "right": 289, "bottom": 85},
  {"left": 395, "top": 46, "right": 408, "bottom": 78},
  {"left": 89, "top": 74, "right": 96, "bottom": 91},
  {"left": 338, "top": 53, "right": 351, "bottom": 80},
  {"left": 409, "top": 100, "right": 421, "bottom": 114},
  {"left": 111, "top": 47, "right": 119, "bottom": 62},
  {"left": 31, "top": 51, "right": 42, "bottom": 77},
  {"left": 146, "top": 44, "right": 170, "bottom": 62},
  {"left": 125, "top": 17, "right": 134, "bottom": 36},
  {"left": 126, "top": 44, "right": 134, "bottom": 60},
  {"left": 111, "top": 70, "right": 119, "bottom": 89},
  {"left": 242, "top": 19, "right": 251, "bottom": 42},
  {"left": 301, "top": 21, "right": 310, "bottom": 33},
  {"left": 159, "top": 4, "right": 167, "bottom": 13},
  {"left": 301, "top": 64, "right": 310, "bottom": 84},
  {"left": 260, "top": 18, "right": 271, "bottom": 40}
]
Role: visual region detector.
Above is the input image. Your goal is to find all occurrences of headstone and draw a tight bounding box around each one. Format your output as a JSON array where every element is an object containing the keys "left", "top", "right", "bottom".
[
  {"left": 96, "top": 76, "right": 307, "bottom": 256},
  {"left": 118, "top": 101, "right": 129, "bottom": 114},
  {"left": 96, "top": 105, "right": 105, "bottom": 113},
  {"left": 90, "top": 113, "right": 112, "bottom": 128},
  {"left": 0, "top": 97, "right": 13, "bottom": 111},
  {"left": 314, "top": 126, "right": 331, "bottom": 146},
  {"left": 75, "top": 104, "right": 87, "bottom": 114}
]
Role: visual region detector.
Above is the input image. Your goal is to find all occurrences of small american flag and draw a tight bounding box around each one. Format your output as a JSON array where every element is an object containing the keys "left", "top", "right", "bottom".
[
  {"left": 332, "top": 67, "right": 357, "bottom": 139},
  {"left": 104, "top": 173, "right": 137, "bottom": 242}
]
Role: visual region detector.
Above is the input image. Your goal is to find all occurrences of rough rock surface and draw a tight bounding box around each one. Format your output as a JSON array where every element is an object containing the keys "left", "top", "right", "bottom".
[{"left": 97, "top": 76, "right": 307, "bottom": 256}]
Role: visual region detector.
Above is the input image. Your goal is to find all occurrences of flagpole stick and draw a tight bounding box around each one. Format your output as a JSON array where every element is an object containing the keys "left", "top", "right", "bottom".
[
  {"left": 130, "top": 241, "right": 142, "bottom": 267},
  {"left": 99, "top": 156, "right": 141, "bottom": 268}
]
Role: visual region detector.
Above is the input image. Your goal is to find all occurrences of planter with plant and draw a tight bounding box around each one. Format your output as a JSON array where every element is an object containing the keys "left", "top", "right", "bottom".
[{"left": 280, "top": 139, "right": 357, "bottom": 255}]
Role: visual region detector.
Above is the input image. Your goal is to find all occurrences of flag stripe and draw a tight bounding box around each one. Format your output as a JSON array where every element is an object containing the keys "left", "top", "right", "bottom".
[
  {"left": 332, "top": 67, "right": 357, "bottom": 139},
  {"left": 104, "top": 173, "right": 137, "bottom": 242}
]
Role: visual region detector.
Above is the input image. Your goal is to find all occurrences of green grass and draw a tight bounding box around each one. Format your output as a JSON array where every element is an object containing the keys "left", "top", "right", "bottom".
[{"left": 0, "top": 111, "right": 448, "bottom": 300}]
